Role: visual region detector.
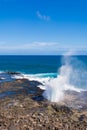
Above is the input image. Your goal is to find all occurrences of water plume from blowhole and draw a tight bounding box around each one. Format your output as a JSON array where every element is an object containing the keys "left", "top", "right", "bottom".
[{"left": 43, "top": 55, "right": 87, "bottom": 102}]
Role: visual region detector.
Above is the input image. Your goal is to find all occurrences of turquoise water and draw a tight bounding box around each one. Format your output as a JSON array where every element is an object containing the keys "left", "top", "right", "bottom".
[
  {"left": 0, "top": 55, "right": 87, "bottom": 75},
  {"left": 0, "top": 56, "right": 87, "bottom": 78},
  {"left": 0, "top": 55, "right": 87, "bottom": 90},
  {"left": 0, "top": 55, "right": 61, "bottom": 75}
]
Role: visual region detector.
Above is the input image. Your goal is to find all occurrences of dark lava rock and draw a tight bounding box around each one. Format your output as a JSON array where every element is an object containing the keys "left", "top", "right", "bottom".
[
  {"left": 52, "top": 104, "right": 73, "bottom": 114},
  {"left": 79, "top": 114, "right": 85, "bottom": 121},
  {"left": 0, "top": 79, "right": 43, "bottom": 98},
  {"left": 32, "top": 95, "right": 44, "bottom": 101},
  {"left": 6, "top": 71, "right": 21, "bottom": 75},
  {"left": 0, "top": 79, "right": 87, "bottom": 130},
  {"left": 0, "top": 77, "right": 3, "bottom": 80}
]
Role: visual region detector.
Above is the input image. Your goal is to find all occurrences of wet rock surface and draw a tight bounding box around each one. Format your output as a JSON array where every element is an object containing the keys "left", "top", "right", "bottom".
[{"left": 0, "top": 79, "right": 87, "bottom": 130}]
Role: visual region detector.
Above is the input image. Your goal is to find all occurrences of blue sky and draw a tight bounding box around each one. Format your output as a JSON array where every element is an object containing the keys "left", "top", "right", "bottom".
[{"left": 0, "top": 0, "right": 87, "bottom": 55}]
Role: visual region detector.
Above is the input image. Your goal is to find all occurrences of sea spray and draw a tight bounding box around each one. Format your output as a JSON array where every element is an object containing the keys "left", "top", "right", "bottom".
[
  {"left": 43, "top": 56, "right": 73, "bottom": 102},
  {"left": 43, "top": 55, "right": 87, "bottom": 102}
]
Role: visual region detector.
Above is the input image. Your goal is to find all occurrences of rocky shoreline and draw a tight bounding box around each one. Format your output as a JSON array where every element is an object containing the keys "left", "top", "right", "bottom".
[{"left": 0, "top": 78, "right": 87, "bottom": 130}]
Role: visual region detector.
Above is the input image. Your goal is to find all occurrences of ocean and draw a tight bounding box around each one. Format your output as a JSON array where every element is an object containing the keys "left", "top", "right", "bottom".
[
  {"left": 0, "top": 55, "right": 87, "bottom": 74},
  {"left": 0, "top": 55, "right": 60, "bottom": 84},
  {"left": 0, "top": 55, "right": 61, "bottom": 75},
  {"left": 0, "top": 55, "right": 87, "bottom": 95}
]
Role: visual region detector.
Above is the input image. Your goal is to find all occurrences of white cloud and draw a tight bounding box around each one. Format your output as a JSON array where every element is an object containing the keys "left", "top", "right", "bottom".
[
  {"left": 0, "top": 41, "right": 87, "bottom": 55},
  {"left": 0, "top": 41, "right": 60, "bottom": 55},
  {"left": 36, "top": 11, "right": 50, "bottom": 21},
  {"left": 0, "top": 42, "right": 59, "bottom": 50}
]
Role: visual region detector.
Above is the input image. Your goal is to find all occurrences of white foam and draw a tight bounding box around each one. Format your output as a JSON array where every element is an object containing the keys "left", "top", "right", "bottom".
[
  {"left": 11, "top": 73, "right": 52, "bottom": 87},
  {"left": 11, "top": 55, "right": 87, "bottom": 103},
  {"left": 0, "top": 71, "right": 4, "bottom": 74},
  {"left": 0, "top": 77, "right": 5, "bottom": 80},
  {"left": 43, "top": 56, "right": 85, "bottom": 102}
]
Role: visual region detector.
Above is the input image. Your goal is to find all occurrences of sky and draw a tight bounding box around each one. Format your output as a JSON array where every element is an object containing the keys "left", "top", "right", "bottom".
[{"left": 0, "top": 0, "right": 87, "bottom": 55}]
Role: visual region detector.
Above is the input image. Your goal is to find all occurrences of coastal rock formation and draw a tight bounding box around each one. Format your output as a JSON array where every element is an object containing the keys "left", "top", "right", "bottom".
[{"left": 0, "top": 79, "right": 87, "bottom": 130}]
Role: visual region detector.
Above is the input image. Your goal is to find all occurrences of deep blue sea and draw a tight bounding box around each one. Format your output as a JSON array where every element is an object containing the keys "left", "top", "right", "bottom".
[
  {"left": 0, "top": 55, "right": 87, "bottom": 74},
  {"left": 0, "top": 55, "right": 62, "bottom": 75},
  {"left": 0, "top": 55, "right": 87, "bottom": 90}
]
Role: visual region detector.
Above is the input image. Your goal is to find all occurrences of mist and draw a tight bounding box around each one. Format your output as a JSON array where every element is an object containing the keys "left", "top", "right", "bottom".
[{"left": 43, "top": 55, "right": 87, "bottom": 102}]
